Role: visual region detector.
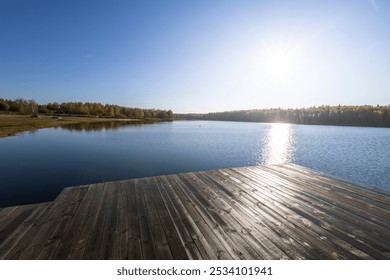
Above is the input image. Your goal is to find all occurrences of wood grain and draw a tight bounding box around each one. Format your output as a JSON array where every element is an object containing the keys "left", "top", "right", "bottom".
[{"left": 0, "top": 164, "right": 389, "bottom": 259}]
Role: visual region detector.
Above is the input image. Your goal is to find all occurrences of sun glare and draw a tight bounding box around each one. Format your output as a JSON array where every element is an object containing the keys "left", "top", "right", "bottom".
[
  {"left": 264, "top": 49, "right": 294, "bottom": 79},
  {"left": 260, "top": 42, "right": 302, "bottom": 81},
  {"left": 261, "top": 123, "right": 294, "bottom": 165}
]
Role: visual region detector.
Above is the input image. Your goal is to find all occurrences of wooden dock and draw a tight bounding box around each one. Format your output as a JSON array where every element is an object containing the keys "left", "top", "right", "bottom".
[{"left": 0, "top": 164, "right": 389, "bottom": 260}]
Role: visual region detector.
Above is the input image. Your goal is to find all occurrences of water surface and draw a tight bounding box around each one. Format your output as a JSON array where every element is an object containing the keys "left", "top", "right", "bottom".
[{"left": 0, "top": 120, "right": 389, "bottom": 207}]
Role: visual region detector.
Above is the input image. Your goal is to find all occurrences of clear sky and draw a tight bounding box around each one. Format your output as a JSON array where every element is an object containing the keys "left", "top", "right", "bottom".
[{"left": 1, "top": 0, "right": 389, "bottom": 113}]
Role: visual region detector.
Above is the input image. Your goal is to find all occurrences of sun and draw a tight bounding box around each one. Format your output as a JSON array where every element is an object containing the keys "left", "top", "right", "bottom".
[
  {"left": 264, "top": 49, "right": 294, "bottom": 79},
  {"left": 260, "top": 42, "right": 300, "bottom": 81}
]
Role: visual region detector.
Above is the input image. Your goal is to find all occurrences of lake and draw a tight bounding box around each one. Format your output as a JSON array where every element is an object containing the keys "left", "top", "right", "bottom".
[{"left": 0, "top": 120, "right": 389, "bottom": 207}]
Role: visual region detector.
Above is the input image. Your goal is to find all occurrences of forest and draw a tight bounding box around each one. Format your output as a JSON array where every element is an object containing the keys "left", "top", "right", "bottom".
[
  {"left": 0, "top": 98, "right": 173, "bottom": 119},
  {"left": 177, "top": 105, "right": 390, "bottom": 127}
]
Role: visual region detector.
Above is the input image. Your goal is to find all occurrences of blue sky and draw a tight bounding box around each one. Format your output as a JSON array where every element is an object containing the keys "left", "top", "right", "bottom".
[{"left": 1, "top": 0, "right": 389, "bottom": 113}]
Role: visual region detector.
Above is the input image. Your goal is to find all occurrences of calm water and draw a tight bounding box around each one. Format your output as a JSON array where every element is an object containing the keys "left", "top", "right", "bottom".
[{"left": 0, "top": 120, "right": 389, "bottom": 207}]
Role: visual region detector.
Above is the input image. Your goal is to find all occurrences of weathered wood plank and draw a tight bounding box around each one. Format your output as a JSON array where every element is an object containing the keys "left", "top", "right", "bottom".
[
  {"left": 155, "top": 176, "right": 206, "bottom": 259},
  {"left": 36, "top": 186, "right": 88, "bottom": 259},
  {"left": 13, "top": 187, "right": 80, "bottom": 259},
  {"left": 141, "top": 178, "right": 173, "bottom": 259},
  {"left": 82, "top": 183, "right": 111, "bottom": 259},
  {"left": 259, "top": 166, "right": 390, "bottom": 258},
  {"left": 238, "top": 166, "right": 387, "bottom": 258},
  {"left": 0, "top": 164, "right": 389, "bottom": 260},
  {"left": 0, "top": 206, "right": 19, "bottom": 225},
  {"left": 0, "top": 203, "right": 50, "bottom": 259},
  {"left": 160, "top": 175, "right": 217, "bottom": 259},
  {"left": 286, "top": 164, "right": 390, "bottom": 204},
  {"left": 148, "top": 177, "right": 189, "bottom": 259},
  {"left": 188, "top": 172, "right": 290, "bottom": 259},
  {"left": 226, "top": 167, "right": 370, "bottom": 259},
  {"left": 166, "top": 174, "right": 233, "bottom": 259},
  {"left": 62, "top": 183, "right": 105, "bottom": 259},
  {"left": 254, "top": 165, "right": 390, "bottom": 241},
  {"left": 205, "top": 169, "right": 329, "bottom": 259},
  {"left": 107, "top": 181, "right": 127, "bottom": 260},
  {"left": 178, "top": 173, "right": 262, "bottom": 260},
  {"left": 123, "top": 180, "right": 142, "bottom": 260},
  {"left": 0, "top": 206, "right": 34, "bottom": 244},
  {"left": 97, "top": 181, "right": 118, "bottom": 259},
  {"left": 134, "top": 178, "right": 157, "bottom": 259},
  {"left": 50, "top": 184, "right": 96, "bottom": 259},
  {"left": 195, "top": 170, "right": 303, "bottom": 259},
  {"left": 267, "top": 165, "right": 390, "bottom": 220}
]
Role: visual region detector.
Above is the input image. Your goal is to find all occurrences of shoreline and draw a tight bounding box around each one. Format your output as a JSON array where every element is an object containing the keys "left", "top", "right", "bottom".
[{"left": 0, "top": 114, "right": 148, "bottom": 138}]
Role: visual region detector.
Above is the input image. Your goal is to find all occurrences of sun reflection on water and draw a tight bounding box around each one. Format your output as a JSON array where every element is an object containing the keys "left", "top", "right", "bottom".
[{"left": 260, "top": 123, "right": 295, "bottom": 165}]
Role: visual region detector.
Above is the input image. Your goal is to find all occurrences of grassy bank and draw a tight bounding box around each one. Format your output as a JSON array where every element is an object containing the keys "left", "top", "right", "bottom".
[{"left": 0, "top": 115, "right": 141, "bottom": 138}]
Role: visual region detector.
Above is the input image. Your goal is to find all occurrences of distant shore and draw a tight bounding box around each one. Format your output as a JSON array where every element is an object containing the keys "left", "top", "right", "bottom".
[
  {"left": 0, "top": 115, "right": 144, "bottom": 138},
  {"left": 176, "top": 105, "right": 390, "bottom": 128}
]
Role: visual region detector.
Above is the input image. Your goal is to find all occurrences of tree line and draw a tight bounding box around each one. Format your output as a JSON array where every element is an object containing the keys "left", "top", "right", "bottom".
[
  {"left": 176, "top": 105, "right": 390, "bottom": 127},
  {"left": 0, "top": 98, "right": 173, "bottom": 119}
]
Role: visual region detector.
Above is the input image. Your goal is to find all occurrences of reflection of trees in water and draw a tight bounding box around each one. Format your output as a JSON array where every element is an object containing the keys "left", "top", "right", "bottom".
[{"left": 61, "top": 121, "right": 141, "bottom": 132}]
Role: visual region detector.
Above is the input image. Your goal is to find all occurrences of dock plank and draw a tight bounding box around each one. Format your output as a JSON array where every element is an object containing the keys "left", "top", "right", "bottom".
[
  {"left": 239, "top": 167, "right": 375, "bottom": 257},
  {"left": 0, "top": 164, "right": 389, "bottom": 260},
  {"left": 142, "top": 177, "right": 173, "bottom": 259},
  {"left": 17, "top": 187, "right": 83, "bottom": 259},
  {"left": 286, "top": 164, "right": 390, "bottom": 205},
  {"left": 123, "top": 180, "right": 142, "bottom": 260},
  {"left": 167, "top": 174, "right": 232, "bottom": 259},
  {"left": 179, "top": 174, "right": 261, "bottom": 260},
  {"left": 134, "top": 179, "right": 157, "bottom": 259},
  {"left": 108, "top": 181, "right": 128, "bottom": 260},
  {"left": 188, "top": 172, "right": 289, "bottom": 259},
  {"left": 50, "top": 184, "right": 96, "bottom": 259},
  {"left": 265, "top": 165, "right": 390, "bottom": 223},
  {"left": 240, "top": 166, "right": 388, "bottom": 258},
  {"left": 0, "top": 203, "right": 50, "bottom": 259},
  {"left": 155, "top": 176, "right": 207, "bottom": 259},
  {"left": 148, "top": 177, "right": 188, "bottom": 259},
  {"left": 255, "top": 166, "right": 390, "bottom": 240},
  {"left": 82, "top": 183, "right": 112, "bottom": 259},
  {"left": 222, "top": 168, "right": 371, "bottom": 259},
  {"left": 36, "top": 187, "right": 88, "bottom": 259},
  {"left": 205, "top": 169, "right": 329, "bottom": 259},
  {"left": 97, "top": 181, "right": 118, "bottom": 259},
  {"left": 63, "top": 183, "right": 105, "bottom": 259},
  {"left": 197, "top": 170, "right": 307, "bottom": 259}
]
